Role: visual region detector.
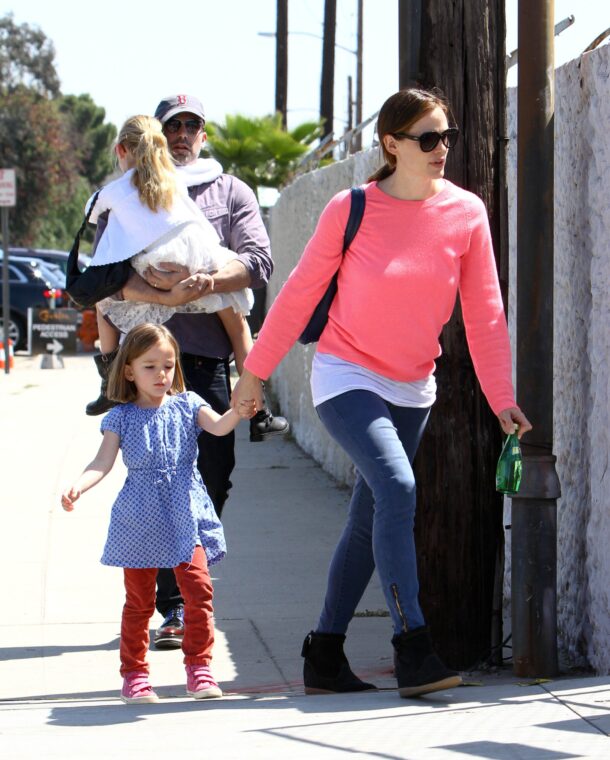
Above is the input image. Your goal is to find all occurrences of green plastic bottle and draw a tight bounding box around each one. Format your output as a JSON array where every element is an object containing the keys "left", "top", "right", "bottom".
[{"left": 496, "top": 426, "right": 522, "bottom": 495}]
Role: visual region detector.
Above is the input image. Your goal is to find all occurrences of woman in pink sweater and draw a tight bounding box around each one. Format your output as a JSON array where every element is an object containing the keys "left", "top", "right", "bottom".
[{"left": 232, "top": 88, "right": 532, "bottom": 698}]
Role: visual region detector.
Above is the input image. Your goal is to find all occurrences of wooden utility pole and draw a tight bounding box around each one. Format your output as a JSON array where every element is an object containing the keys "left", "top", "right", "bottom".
[
  {"left": 399, "top": 0, "right": 509, "bottom": 669},
  {"left": 398, "top": 0, "right": 422, "bottom": 86},
  {"left": 320, "top": 0, "right": 336, "bottom": 138},
  {"left": 276, "top": 0, "right": 288, "bottom": 127}
]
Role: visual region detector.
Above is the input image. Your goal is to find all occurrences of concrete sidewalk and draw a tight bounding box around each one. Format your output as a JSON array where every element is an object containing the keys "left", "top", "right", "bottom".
[{"left": 0, "top": 354, "right": 609, "bottom": 759}]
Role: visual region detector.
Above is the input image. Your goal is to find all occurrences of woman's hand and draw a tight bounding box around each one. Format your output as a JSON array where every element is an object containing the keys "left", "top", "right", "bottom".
[
  {"left": 497, "top": 407, "right": 533, "bottom": 438},
  {"left": 232, "top": 368, "right": 264, "bottom": 413}
]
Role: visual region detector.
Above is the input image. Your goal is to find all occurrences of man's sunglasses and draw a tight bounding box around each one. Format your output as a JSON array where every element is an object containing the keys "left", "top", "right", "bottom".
[
  {"left": 164, "top": 118, "right": 205, "bottom": 136},
  {"left": 391, "top": 127, "right": 459, "bottom": 152}
]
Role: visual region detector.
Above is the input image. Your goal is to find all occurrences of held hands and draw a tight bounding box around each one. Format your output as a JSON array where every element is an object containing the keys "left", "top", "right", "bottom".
[
  {"left": 497, "top": 407, "right": 533, "bottom": 438},
  {"left": 232, "top": 369, "right": 265, "bottom": 415},
  {"left": 235, "top": 399, "right": 257, "bottom": 419},
  {"left": 61, "top": 487, "right": 81, "bottom": 512}
]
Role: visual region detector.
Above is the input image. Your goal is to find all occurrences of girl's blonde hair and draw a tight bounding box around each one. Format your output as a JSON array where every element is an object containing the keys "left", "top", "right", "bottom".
[
  {"left": 117, "top": 115, "right": 177, "bottom": 211},
  {"left": 368, "top": 88, "right": 452, "bottom": 182},
  {"left": 107, "top": 323, "right": 186, "bottom": 403}
]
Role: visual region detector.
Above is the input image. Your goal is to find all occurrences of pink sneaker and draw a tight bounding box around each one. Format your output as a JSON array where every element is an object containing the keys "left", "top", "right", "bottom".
[
  {"left": 120, "top": 670, "right": 159, "bottom": 704},
  {"left": 186, "top": 664, "right": 223, "bottom": 699}
]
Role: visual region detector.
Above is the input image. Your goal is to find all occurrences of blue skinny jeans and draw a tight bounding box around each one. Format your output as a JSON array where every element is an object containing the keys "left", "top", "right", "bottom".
[{"left": 315, "top": 390, "right": 430, "bottom": 636}]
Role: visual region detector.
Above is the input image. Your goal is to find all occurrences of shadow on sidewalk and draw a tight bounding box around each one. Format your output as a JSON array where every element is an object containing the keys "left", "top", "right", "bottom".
[
  {"left": 0, "top": 638, "right": 120, "bottom": 661},
  {"left": 43, "top": 686, "right": 478, "bottom": 728}
]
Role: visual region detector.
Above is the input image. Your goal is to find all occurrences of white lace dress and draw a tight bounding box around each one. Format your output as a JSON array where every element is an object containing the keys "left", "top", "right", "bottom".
[{"left": 97, "top": 220, "right": 253, "bottom": 334}]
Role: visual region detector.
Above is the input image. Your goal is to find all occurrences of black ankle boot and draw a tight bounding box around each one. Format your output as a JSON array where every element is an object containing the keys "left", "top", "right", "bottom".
[
  {"left": 301, "top": 631, "right": 377, "bottom": 694},
  {"left": 249, "top": 407, "right": 290, "bottom": 442},
  {"left": 392, "top": 626, "right": 462, "bottom": 698},
  {"left": 86, "top": 350, "right": 118, "bottom": 416}
]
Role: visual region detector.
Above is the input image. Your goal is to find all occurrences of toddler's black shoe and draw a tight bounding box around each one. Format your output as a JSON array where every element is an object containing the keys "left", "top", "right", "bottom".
[
  {"left": 86, "top": 350, "right": 118, "bottom": 416},
  {"left": 249, "top": 408, "right": 290, "bottom": 442}
]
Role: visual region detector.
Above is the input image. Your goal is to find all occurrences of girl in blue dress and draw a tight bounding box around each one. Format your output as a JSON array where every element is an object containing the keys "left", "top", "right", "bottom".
[{"left": 61, "top": 323, "right": 255, "bottom": 703}]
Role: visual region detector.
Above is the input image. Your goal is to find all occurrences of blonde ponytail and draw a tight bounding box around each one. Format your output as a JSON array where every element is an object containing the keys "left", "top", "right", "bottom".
[{"left": 117, "top": 115, "right": 177, "bottom": 211}]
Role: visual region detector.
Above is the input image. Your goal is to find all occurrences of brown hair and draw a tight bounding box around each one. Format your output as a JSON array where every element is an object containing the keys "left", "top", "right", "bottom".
[
  {"left": 117, "top": 115, "right": 177, "bottom": 211},
  {"left": 368, "top": 88, "right": 452, "bottom": 182},
  {"left": 107, "top": 323, "right": 185, "bottom": 403}
]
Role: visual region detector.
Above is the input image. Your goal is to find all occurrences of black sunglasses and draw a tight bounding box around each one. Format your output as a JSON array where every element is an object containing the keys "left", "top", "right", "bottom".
[
  {"left": 391, "top": 127, "right": 459, "bottom": 152},
  {"left": 164, "top": 118, "right": 205, "bottom": 136}
]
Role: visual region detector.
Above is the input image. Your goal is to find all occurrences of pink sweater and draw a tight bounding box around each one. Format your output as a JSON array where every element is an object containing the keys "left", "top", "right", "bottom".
[{"left": 245, "top": 180, "right": 516, "bottom": 415}]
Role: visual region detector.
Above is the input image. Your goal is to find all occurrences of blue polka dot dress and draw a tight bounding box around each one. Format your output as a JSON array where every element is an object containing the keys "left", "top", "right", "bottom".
[{"left": 100, "top": 391, "right": 226, "bottom": 569}]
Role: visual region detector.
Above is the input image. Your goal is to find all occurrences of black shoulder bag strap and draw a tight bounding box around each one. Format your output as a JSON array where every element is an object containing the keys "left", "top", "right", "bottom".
[
  {"left": 66, "top": 189, "right": 101, "bottom": 283},
  {"left": 298, "top": 186, "right": 366, "bottom": 344},
  {"left": 343, "top": 185, "right": 366, "bottom": 254}
]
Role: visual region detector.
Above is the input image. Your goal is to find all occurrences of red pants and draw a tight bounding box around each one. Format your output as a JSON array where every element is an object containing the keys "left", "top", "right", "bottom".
[{"left": 120, "top": 546, "right": 215, "bottom": 676}]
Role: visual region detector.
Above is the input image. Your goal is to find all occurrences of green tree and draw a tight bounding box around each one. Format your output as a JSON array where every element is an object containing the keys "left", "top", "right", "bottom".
[
  {"left": 59, "top": 94, "right": 116, "bottom": 186},
  {"left": 0, "top": 14, "right": 116, "bottom": 248},
  {"left": 0, "top": 86, "right": 81, "bottom": 245},
  {"left": 0, "top": 14, "right": 59, "bottom": 96},
  {"left": 205, "top": 113, "right": 323, "bottom": 196}
]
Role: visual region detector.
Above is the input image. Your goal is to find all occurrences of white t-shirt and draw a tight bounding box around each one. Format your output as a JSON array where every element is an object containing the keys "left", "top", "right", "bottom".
[{"left": 311, "top": 352, "right": 436, "bottom": 408}]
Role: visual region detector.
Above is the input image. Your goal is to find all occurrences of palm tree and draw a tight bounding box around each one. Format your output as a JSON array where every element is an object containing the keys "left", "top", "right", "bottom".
[{"left": 204, "top": 113, "right": 324, "bottom": 197}]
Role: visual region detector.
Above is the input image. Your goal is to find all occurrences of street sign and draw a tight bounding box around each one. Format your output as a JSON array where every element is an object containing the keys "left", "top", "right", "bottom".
[
  {"left": 0, "top": 169, "right": 16, "bottom": 207},
  {"left": 29, "top": 308, "right": 79, "bottom": 355},
  {"left": 1, "top": 169, "right": 15, "bottom": 373}
]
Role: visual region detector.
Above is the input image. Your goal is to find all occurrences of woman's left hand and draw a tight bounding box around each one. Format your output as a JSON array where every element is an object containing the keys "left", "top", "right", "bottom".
[
  {"left": 497, "top": 407, "right": 533, "bottom": 438},
  {"left": 232, "top": 369, "right": 265, "bottom": 413}
]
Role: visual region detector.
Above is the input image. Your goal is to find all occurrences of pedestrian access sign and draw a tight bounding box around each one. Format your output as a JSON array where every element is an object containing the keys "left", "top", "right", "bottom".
[
  {"left": 0, "top": 169, "right": 16, "bottom": 207},
  {"left": 29, "top": 308, "right": 79, "bottom": 355}
]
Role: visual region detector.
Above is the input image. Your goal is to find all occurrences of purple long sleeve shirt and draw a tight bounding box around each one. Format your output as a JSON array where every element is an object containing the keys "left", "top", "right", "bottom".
[{"left": 166, "top": 174, "right": 272, "bottom": 357}]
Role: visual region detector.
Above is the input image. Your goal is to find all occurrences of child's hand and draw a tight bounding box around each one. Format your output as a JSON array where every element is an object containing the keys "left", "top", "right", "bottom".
[
  {"left": 237, "top": 399, "right": 257, "bottom": 419},
  {"left": 61, "top": 487, "right": 81, "bottom": 512}
]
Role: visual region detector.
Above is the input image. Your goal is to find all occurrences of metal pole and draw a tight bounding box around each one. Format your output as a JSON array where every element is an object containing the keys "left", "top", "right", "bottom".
[
  {"left": 320, "top": 0, "right": 336, "bottom": 138},
  {"left": 353, "top": 0, "right": 363, "bottom": 151},
  {"left": 512, "top": 0, "right": 560, "bottom": 678},
  {"left": 2, "top": 207, "right": 10, "bottom": 374},
  {"left": 276, "top": 0, "right": 288, "bottom": 127},
  {"left": 398, "top": 0, "right": 422, "bottom": 87},
  {"left": 347, "top": 74, "right": 354, "bottom": 132}
]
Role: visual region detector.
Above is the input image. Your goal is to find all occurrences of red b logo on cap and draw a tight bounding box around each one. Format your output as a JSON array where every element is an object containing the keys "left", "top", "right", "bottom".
[{"left": 177, "top": 95, "right": 187, "bottom": 105}]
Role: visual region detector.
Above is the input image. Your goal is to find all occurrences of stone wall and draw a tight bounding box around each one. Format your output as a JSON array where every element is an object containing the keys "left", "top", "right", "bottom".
[{"left": 506, "top": 45, "right": 610, "bottom": 672}]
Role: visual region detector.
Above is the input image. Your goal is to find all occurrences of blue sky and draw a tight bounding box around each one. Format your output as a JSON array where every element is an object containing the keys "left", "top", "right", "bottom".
[{"left": 2, "top": 0, "right": 608, "bottom": 137}]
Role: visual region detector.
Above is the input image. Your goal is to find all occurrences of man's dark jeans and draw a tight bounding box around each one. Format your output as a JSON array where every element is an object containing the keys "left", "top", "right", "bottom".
[{"left": 156, "top": 354, "right": 234, "bottom": 617}]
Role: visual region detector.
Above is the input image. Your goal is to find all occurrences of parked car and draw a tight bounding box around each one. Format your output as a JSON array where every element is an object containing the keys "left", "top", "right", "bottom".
[
  {"left": 8, "top": 247, "right": 92, "bottom": 282},
  {"left": 0, "top": 253, "right": 67, "bottom": 350}
]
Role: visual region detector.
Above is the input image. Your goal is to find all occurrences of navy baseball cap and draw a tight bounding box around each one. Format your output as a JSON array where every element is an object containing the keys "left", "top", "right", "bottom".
[{"left": 154, "top": 94, "right": 205, "bottom": 124}]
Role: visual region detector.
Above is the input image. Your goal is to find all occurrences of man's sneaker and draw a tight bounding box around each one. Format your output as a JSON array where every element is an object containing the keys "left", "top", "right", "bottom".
[
  {"left": 249, "top": 408, "right": 290, "bottom": 442},
  {"left": 120, "top": 670, "right": 159, "bottom": 704},
  {"left": 153, "top": 605, "right": 184, "bottom": 650},
  {"left": 186, "top": 664, "right": 223, "bottom": 699}
]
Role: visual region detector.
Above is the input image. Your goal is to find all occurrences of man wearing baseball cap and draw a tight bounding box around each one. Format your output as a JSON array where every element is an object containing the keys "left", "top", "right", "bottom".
[{"left": 115, "top": 93, "right": 287, "bottom": 648}]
